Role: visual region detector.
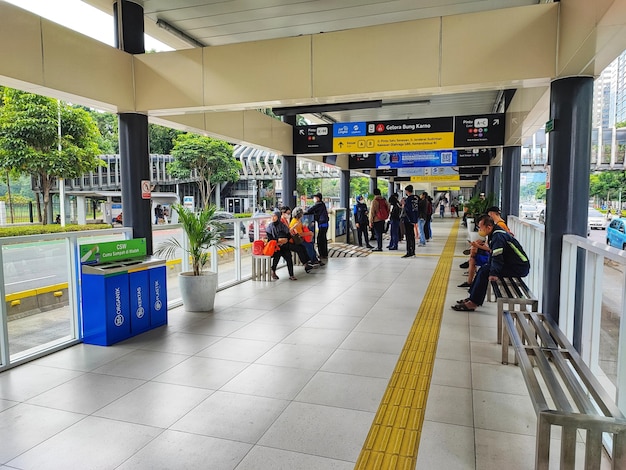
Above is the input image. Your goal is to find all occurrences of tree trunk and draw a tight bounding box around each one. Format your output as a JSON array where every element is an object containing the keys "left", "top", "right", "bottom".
[
  {"left": 41, "top": 173, "right": 51, "bottom": 225},
  {"left": 6, "top": 171, "right": 14, "bottom": 224},
  {"left": 35, "top": 191, "right": 42, "bottom": 223}
]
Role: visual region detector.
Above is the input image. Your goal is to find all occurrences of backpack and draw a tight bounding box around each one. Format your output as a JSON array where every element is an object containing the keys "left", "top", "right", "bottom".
[
  {"left": 377, "top": 199, "right": 390, "bottom": 220},
  {"left": 252, "top": 240, "right": 265, "bottom": 255},
  {"left": 263, "top": 240, "right": 278, "bottom": 256}
]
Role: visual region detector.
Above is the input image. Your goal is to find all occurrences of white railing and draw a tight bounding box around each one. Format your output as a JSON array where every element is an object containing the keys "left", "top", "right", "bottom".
[
  {"left": 508, "top": 215, "right": 626, "bottom": 415},
  {"left": 507, "top": 216, "right": 545, "bottom": 309},
  {"left": 560, "top": 234, "right": 626, "bottom": 411}
]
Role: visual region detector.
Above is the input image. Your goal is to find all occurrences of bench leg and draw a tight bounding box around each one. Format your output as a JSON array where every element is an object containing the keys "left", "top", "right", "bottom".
[
  {"left": 560, "top": 426, "right": 577, "bottom": 469},
  {"left": 613, "top": 430, "right": 626, "bottom": 470},
  {"left": 536, "top": 413, "right": 551, "bottom": 470},
  {"left": 497, "top": 300, "right": 504, "bottom": 344},
  {"left": 584, "top": 430, "right": 602, "bottom": 470}
]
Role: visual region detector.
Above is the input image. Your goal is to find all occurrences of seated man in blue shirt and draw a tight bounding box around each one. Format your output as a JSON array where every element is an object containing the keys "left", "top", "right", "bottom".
[{"left": 452, "top": 215, "right": 530, "bottom": 312}]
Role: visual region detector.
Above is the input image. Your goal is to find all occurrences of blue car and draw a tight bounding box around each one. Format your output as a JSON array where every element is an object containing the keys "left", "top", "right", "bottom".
[{"left": 607, "top": 218, "right": 626, "bottom": 250}]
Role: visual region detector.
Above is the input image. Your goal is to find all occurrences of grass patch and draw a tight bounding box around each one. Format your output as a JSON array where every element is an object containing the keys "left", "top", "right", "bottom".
[{"left": 0, "top": 224, "right": 112, "bottom": 237}]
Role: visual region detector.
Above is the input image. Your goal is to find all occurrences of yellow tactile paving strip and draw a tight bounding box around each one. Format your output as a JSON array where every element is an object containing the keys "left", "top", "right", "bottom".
[{"left": 355, "top": 219, "right": 460, "bottom": 470}]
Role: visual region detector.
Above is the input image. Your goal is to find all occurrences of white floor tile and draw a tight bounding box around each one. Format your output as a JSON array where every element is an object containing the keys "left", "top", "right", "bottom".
[
  {"left": 436, "top": 337, "right": 471, "bottom": 362},
  {"left": 7, "top": 416, "right": 161, "bottom": 469},
  {"left": 26, "top": 372, "right": 144, "bottom": 414},
  {"left": 295, "top": 371, "right": 388, "bottom": 412},
  {"left": 94, "top": 381, "right": 212, "bottom": 428},
  {"left": 425, "top": 384, "right": 474, "bottom": 427},
  {"left": 0, "top": 364, "right": 83, "bottom": 401},
  {"left": 171, "top": 390, "right": 289, "bottom": 443},
  {"left": 196, "top": 337, "right": 276, "bottom": 362},
  {"left": 152, "top": 356, "right": 248, "bottom": 389},
  {"left": 91, "top": 349, "right": 188, "bottom": 380},
  {"left": 0, "top": 403, "right": 84, "bottom": 464},
  {"left": 471, "top": 362, "right": 528, "bottom": 395},
  {"left": 339, "top": 331, "right": 406, "bottom": 355},
  {"left": 256, "top": 342, "right": 336, "bottom": 370},
  {"left": 32, "top": 343, "right": 134, "bottom": 372},
  {"left": 235, "top": 446, "right": 354, "bottom": 470},
  {"left": 415, "top": 420, "right": 475, "bottom": 470},
  {"left": 281, "top": 327, "right": 350, "bottom": 348},
  {"left": 258, "top": 402, "right": 373, "bottom": 462},
  {"left": 431, "top": 358, "right": 472, "bottom": 389},
  {"left": 321, "top": 349, "right": 399, "bottom": 379},
  {"left": 473, "top": 389, "right": 536, "bottom": 436},
  {"left": 221, "top": 363, "right": 316, "bottom": 400},
  {"left": 118, "top": 430, "right": 251, "bottom": 470}
]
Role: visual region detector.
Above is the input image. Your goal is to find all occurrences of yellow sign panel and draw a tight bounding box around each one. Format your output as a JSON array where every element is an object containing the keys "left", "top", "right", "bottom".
[
  {"left": 436, "top": 186, "right": 461, "bottom": 191},
  {"left": 411, "top": 175, "right": 461, "bottom": 182},
  {"left": 333, "top": 132, "right": 454, "bottom": 153}
]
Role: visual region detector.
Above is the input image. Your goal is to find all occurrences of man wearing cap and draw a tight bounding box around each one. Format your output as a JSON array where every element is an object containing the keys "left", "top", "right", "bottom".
[
  {"left": 452, "top": 214, "right": 529, "bottom": 311},
  {"left": 458, "top": 206, "right": 511, "bottom": 288},
  {"left": 305, "top": 193, "right": 330, "bottom": 260}
]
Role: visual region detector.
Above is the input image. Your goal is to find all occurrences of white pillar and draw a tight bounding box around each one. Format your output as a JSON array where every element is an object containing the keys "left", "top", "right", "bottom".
[{"left": 77, "top": 196, "right": 87, "bottom": 225}]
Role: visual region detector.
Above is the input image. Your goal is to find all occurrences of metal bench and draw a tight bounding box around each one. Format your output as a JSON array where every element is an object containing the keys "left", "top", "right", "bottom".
[
  {"left": 502, "top": 310, "right": 626, "bottom": 469},
  {"left": 251, "top": 254, "right": 272, "bottom": 281},
  {"left": 491, "top": 276, "right": 538, "bottom": 344}
]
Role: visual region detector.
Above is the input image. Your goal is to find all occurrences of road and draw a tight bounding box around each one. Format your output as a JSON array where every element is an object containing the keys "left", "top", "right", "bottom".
[{"left": 2, "top": 228, "right": 252, "bottom": 295}]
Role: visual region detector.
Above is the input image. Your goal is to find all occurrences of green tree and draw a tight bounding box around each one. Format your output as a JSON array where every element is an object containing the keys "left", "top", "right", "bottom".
[
  {"left": 149, "top": 124, "right": 182, "bottom": 154},
  {"left": 168, "top": 133, "right": 241, "bottom": 207},
  {"left": 81, "top": 107, "right": 118, "bottom": 154},
  {"left": 535, "top": 183, "right": 546, "bottom": 201},
  {"left": 589, "top": 171, "right": 626, "bottom": 201},
  {"left": 0, "top": 88, "right": 104, "bottom": 224}
]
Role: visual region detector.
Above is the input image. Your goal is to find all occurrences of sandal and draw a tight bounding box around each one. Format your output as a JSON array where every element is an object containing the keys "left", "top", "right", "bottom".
[
  {"left": 451, "top": 303, "right": 475, "bottom": 312},
  {"left": 289, "top": 276, "right": 298, "bottom": 281},
  {"left": 271, "top": 271, "right": 279, "bottom": 280},
  {"left": 457, "top": 281, "right": 472, "bottom": 288},
  {"left": 456, "top": 298, "right": 470, "bottom": 304}
]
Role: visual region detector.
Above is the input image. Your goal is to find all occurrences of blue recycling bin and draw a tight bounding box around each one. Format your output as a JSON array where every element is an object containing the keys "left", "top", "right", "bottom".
[
  {"left": 149, "top": 265, "right": 168, "bottom": 327},
  {"left": 81, "top": 257, "right": 168, "bottom": 346},
  {"left": 81, "top": 263, "right": 132, "bottom": 346}
]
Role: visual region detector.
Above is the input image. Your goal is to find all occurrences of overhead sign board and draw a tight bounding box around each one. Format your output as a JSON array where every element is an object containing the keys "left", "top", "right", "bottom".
[
  {"left": 376, "top": 150, "right": 456, "bottom": 168},
  {"left": 453, "top": 114, "right": 505, "bottom": 148},
  {"left": 294, "top": 114, "right": 504, "bottom": 155}
]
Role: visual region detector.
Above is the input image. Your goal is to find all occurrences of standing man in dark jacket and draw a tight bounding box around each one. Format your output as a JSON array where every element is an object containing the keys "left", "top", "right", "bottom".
[
  {"left": 354, "top": 196, "right": 373, "bottom": 248},
  {"left": 401, "top": 185, "right": 419, "bottom": 258},
  {"left": 305, "top": 192, "right": 330, "bottom": 260},
  {"left": 452, "top": 215, "right": 530, "bottom": 311}
]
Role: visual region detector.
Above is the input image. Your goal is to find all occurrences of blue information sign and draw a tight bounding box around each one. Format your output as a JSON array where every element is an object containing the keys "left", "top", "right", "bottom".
[
  {"left": 333, "top": 122, "right": 366, "bottom": 137},
  {"left": 376, "top": 150, "right": 457, "bottom": 168}
]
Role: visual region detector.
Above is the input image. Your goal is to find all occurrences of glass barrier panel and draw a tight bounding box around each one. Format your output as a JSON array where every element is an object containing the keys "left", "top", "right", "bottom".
[{"left": 5, "top": 239, "right": 74, "bottom": 361}]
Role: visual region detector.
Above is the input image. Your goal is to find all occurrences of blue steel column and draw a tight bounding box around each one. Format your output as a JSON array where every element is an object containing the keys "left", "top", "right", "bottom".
[
  {"left": 340, "top": 170, "right": 351, "bottom": 244},
  {"left": 485, "top": 170, "right": 493, "bottom": 196},
  {"left": 369, "top": 176, "right": 377, "bottom": 195},
  {"left": 543, "top": 77, "right": 593, "bottom": 337},
  {"left": 114, "top": 1, "right": 152, "bottom": 252},
  {"left": 491, "top": 166, "right": 502, "bottom": 208},
  {"left": 388, "top": 181, "right": 395, "bottom": 198},
  {"left": 282, "top": 115, "right": 297, "bottom": 209},
  {"left": 501, "top": 146, "right": 521, "bottom": 219}
]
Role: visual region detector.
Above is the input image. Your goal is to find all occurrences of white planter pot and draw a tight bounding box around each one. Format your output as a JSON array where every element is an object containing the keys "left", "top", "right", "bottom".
[{"left": 178, "top": 271, "right": 218, "bottom": 312}]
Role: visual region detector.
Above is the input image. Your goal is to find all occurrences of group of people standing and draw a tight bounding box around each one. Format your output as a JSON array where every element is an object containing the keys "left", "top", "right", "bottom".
[{"left": 354, "top": 185, "right": 437, "bottom": 258}]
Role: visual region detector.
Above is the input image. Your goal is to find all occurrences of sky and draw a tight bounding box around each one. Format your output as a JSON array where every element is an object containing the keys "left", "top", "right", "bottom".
[{"left": 5, "top": 0, "right": 173, "bottom": 51}]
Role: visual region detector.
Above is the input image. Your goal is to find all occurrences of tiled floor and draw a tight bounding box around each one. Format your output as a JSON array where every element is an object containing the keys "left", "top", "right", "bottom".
[{"left": 0, "top": 218, "right": 612, "bottom": 469}]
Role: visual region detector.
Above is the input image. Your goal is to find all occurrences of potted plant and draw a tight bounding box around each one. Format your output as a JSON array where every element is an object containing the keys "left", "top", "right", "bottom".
[{"left": 154, "top": 203, "right": 225, "bottom": 312}]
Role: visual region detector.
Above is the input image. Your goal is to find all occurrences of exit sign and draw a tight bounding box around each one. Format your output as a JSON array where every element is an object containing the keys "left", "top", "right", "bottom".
[{"left": 545, "top": 119, "right": 555, "bottom": 133}]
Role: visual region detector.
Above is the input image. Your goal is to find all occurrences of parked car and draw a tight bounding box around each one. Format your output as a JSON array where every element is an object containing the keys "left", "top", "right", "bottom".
[
  {"left": 588, "top": 208, "right": 608, "bottom": 230},
  {"left": 607, "top": 218, "right": 626, "bottom": 249},
  {"left": 520, "top": 204, "right": 539, "bottom": 220},
  {"left": 214, "top": 211, "right": 245, "bottom": 238},
  {"left": 248, "top": 212, "right": 269, "bottom": 242}
]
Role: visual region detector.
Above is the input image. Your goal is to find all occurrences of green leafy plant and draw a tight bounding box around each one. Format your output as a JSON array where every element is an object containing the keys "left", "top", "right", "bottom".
[
  {"left": 463, "top": 193, "right": 496, "bottom": 219},
  {"left": 154, "top": 203, "right": 225, "bottom": 276}
]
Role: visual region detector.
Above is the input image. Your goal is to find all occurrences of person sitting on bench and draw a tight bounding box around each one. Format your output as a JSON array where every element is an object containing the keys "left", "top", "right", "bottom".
[{"left": 452, "top": 214, "right": 530, "bottom": 312}]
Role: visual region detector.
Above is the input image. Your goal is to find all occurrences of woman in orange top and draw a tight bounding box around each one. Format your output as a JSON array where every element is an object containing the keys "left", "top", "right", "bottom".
[{"left": 290, "top": 207, "right": 322, "bottom": 267}]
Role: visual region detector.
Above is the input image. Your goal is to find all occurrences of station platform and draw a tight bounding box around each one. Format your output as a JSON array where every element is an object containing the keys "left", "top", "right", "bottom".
[{"left": 0, "top": 218, "right": 611, "bottom": 469}]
